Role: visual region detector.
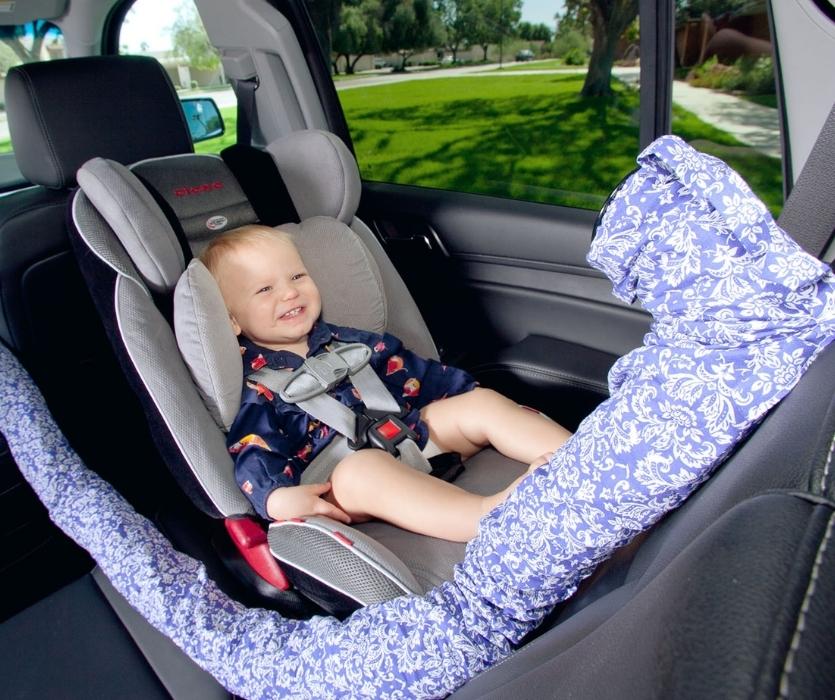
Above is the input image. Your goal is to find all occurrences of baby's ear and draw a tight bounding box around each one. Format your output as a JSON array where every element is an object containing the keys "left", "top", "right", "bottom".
[{"left": 228, "top": 313, "right": 242, "bottom": 337}]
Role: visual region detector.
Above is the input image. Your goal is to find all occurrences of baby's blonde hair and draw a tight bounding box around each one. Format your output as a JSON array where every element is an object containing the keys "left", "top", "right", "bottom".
[{"left": 200, "top": 224, "right": 295, "bottom": 277}]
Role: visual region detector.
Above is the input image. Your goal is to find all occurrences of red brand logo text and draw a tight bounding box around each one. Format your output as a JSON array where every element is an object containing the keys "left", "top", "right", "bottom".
[{"left": 174, "top": 181, "right": 224, "bottom": 197}]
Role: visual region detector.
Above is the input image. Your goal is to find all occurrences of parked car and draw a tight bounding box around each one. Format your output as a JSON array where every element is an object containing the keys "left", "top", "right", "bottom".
[
  {"left": 1, "top": 0, "right": 834, "bottom": 698},
  {"left": 516, "top": 48, "right": 535, "bottom": 61}
]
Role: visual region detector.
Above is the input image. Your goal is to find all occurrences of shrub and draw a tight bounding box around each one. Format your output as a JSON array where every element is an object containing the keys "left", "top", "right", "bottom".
[
  {"left": 738, "top": 56, "right": 775, "bottom": 95},
  {"left": 688, "top": 55, "right": 775, "bottom": 96},
  {"left": 552, "top": 29, "right": 589, "bottom": 60},
  {"left": 563, "top": 47, "right": 587, "bottom": 65}
]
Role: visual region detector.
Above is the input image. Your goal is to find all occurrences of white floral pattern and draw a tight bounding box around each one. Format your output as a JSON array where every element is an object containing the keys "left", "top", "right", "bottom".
[{"left": 1, "top": 135, "right": 833, "bottom": 698}]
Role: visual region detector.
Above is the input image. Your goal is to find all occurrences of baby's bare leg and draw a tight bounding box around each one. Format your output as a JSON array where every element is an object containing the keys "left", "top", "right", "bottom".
[
  {"left": 421, "top": 387, "right": 572, "bottom": 464},
  {"left": 328, "top": 449, "right": 496, "bottom": 542}
]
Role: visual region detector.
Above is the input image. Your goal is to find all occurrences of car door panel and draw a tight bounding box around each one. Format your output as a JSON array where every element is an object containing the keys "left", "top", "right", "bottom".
[{"left": 360, "top": 183, "right": 650, "bottom": 426}]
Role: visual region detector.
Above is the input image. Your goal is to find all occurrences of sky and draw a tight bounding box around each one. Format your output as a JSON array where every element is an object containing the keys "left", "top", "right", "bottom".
[
  {"left": 521, "top": 0, "right": 566, "bottom": 28},
  {"left": 120, "top": 0, "right": 568, "bottom": 54}
]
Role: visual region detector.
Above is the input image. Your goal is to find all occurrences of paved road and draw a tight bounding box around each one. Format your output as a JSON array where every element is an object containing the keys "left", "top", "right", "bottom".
[{"left": 0, "top": 61, "right": 780, "bottom": 160}]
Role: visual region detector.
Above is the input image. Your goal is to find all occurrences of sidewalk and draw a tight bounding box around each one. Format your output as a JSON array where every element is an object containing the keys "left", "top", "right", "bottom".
[{"left": 671, "top": 80, "right": 780, "bottom": 159}]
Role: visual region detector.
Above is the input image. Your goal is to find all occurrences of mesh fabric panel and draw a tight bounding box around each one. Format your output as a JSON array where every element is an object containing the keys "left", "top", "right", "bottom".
[{"left": 269, "top": 519, "right": 420, "bottom": 604}]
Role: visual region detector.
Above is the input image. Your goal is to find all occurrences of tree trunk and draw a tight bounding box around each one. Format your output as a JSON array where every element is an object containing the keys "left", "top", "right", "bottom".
[
  {"left": 582, "top": 23, "right": 619, "bottom": 96},
  {"left": 394, "top": 51, "right": 411, "bottom": 72},
  {"left": 481, "top": 43, "right": 488, "bottom": 61},
  {"left": 348, "top": 54, "right": 365, "bottom": 74},
  {"left": 581, "top": 0, "right": 638, "bottom": 97}
]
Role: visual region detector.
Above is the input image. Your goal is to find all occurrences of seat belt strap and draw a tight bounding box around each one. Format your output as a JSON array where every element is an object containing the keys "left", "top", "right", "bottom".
[
  {"left": 233, "top": 77, "right": 259, "bottom": 146},
  {"left": 778, "top": 102, "right": 835, "bottom": 260},
  {"left": 350, "top": 364, "right": 401, "bottom": 415},
  {"left": 249, "top": 364, "right": 360, "bottom": 441}
]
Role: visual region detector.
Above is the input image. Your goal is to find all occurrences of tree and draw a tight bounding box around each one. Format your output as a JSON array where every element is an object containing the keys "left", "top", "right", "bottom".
[
  {"left": 468, "top": 0, "right": 522, "bottom": 62},
  {"left": 562, "top": 0, "right": 639, "bottom": 97},
  {"left": 518, "top": 21, "right": 553, "bottom": 42},
  {"left": 0, "top": 20, "right": 59, "bottom": 64},
  {"left": 333, "top": 0, "right": 383, "bottom": 74},
  {"left": 306, "top": 0, "right": 342, "bottom": 73},
  {"left": 436, "top": 0, "right": 478, "bottom": 63},
  {"left": 675, "top": 0, "right": 753, "bottom": 23},
  {"left": 171, "top": 3, "right": 220, "bottom": 72},
  {"left": 381, "top": 0, "right": 443, "bottom": 71}
]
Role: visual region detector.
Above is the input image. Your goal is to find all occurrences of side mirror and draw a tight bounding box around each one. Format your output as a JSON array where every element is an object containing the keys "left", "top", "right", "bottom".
[{"left": 180, "top": 97, "right": 224, "bottom": 143}]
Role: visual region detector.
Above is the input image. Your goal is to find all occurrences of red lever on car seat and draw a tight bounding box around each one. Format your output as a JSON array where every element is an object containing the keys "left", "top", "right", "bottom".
[{"left": 224, "top": 517, "right": 290, "bottom": 590}]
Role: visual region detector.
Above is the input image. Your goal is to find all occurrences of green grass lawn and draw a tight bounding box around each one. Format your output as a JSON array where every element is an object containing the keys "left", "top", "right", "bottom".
[
  {"left": 338, "top": 73, "right": 783, "bottom": 214},
  {"left": 499, "top": 59, "right": 581, "bottom": 72}
]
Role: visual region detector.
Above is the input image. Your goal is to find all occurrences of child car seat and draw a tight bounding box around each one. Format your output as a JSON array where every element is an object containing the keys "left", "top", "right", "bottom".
[{"left": 61, "top": 57, "right": 527, "bottom": 614}]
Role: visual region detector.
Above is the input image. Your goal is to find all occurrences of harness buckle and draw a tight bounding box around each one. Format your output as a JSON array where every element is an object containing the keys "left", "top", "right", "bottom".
[{"left": 348, "top": 413, "right": 418, "bottom": 455}]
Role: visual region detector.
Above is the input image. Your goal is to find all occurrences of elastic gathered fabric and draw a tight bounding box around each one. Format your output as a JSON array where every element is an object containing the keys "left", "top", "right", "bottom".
[{"left": 1, "top": 135, "right": 833, "bottom": 699}]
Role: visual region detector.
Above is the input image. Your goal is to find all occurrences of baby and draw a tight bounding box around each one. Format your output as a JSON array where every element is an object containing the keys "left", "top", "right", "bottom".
[{"left": 201, "top": 224, "right": 571, "bottom": 542}]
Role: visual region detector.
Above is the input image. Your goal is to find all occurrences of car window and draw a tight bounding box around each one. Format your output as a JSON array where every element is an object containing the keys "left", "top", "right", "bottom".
[
  {"left": 671, "top": 0, "right": 783, "bottom": 215},
  {"left": 0, "top": 20, "right": 64, "bottom": 185},
  {"left": 308, "top": 0, "right": 643, "bottom": 211},
  {"left": 116, "top": 0, "right": 236, "bottom": 154},
  {"left": 308, "top": 0, "right": 783, "bottom": 215}
]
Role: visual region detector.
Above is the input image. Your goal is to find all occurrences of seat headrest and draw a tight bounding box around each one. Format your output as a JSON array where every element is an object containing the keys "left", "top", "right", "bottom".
[
  {"left": 268, "top": 130, "right": 361, "bottom": 224},
  {"left": 6, "top": 55, "right": 192, "bottom": 189}
]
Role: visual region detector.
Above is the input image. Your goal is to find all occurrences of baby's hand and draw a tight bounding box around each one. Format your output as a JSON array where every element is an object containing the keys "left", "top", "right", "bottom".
[{"left": 266, "top": 482, "right": 351, "bottom": 524}]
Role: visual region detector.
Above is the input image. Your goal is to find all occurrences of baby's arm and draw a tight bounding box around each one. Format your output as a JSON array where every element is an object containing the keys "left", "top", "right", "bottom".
[
  {"left": 229, "top": 395, "right": 332, "bottom": 520},
  {"left": 368, "top": 332, "right": 477, "bottom": 409},
  {"left": 265, "top": 482, "right": 350, "bottom": 523}
]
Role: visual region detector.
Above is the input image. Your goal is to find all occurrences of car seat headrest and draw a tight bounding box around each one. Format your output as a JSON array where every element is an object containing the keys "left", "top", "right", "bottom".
[
  {"left": 131, "top": 154, "right": 258, "bottom": 251},
  {"left": 175, "top": 219, "right": 388, "bottom": 431},
  {"left": 267, "top": 130, "right": 361, "bottom": 224},
  {"left": 6, "top": 55, "right": 192, "bottom": 189},
  {"left": 77, "top": 158, "right": 185, "bottom": 294}
]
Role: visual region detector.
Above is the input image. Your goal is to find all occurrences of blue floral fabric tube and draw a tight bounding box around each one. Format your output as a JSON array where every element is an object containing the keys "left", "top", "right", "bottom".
[{"left": 1, "top": 135, "right": 833, "bottom": 698}]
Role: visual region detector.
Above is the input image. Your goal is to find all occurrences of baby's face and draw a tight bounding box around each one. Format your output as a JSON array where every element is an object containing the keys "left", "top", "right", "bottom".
[{"left": 215, "top": 236, "right": 321, "bottom": 352}]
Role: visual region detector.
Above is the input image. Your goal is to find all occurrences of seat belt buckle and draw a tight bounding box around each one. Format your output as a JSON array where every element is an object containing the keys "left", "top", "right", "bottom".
[{"left": 348, "top": 414, "right": 418, "bottom": 455}]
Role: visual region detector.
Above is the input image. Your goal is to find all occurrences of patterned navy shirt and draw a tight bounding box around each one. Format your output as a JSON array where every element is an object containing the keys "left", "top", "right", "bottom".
[{"left": 229, "top": 320, "right": 476, "bottom": 518}]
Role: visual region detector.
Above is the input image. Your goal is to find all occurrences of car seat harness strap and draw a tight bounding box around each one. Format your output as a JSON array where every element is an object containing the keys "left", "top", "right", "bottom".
[{"left": 250, "top": 342, "right": 433, "bottom": 477}]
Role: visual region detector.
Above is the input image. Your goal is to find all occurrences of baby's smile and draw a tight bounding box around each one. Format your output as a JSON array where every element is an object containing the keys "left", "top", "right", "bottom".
[{"left": 280, "top": 306, "right": 303, "bottom": 320}]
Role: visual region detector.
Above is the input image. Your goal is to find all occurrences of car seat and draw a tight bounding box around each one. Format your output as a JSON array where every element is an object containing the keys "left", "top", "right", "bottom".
[{"left": 33, "top": 55, "right": 527, "bottom": 615}]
